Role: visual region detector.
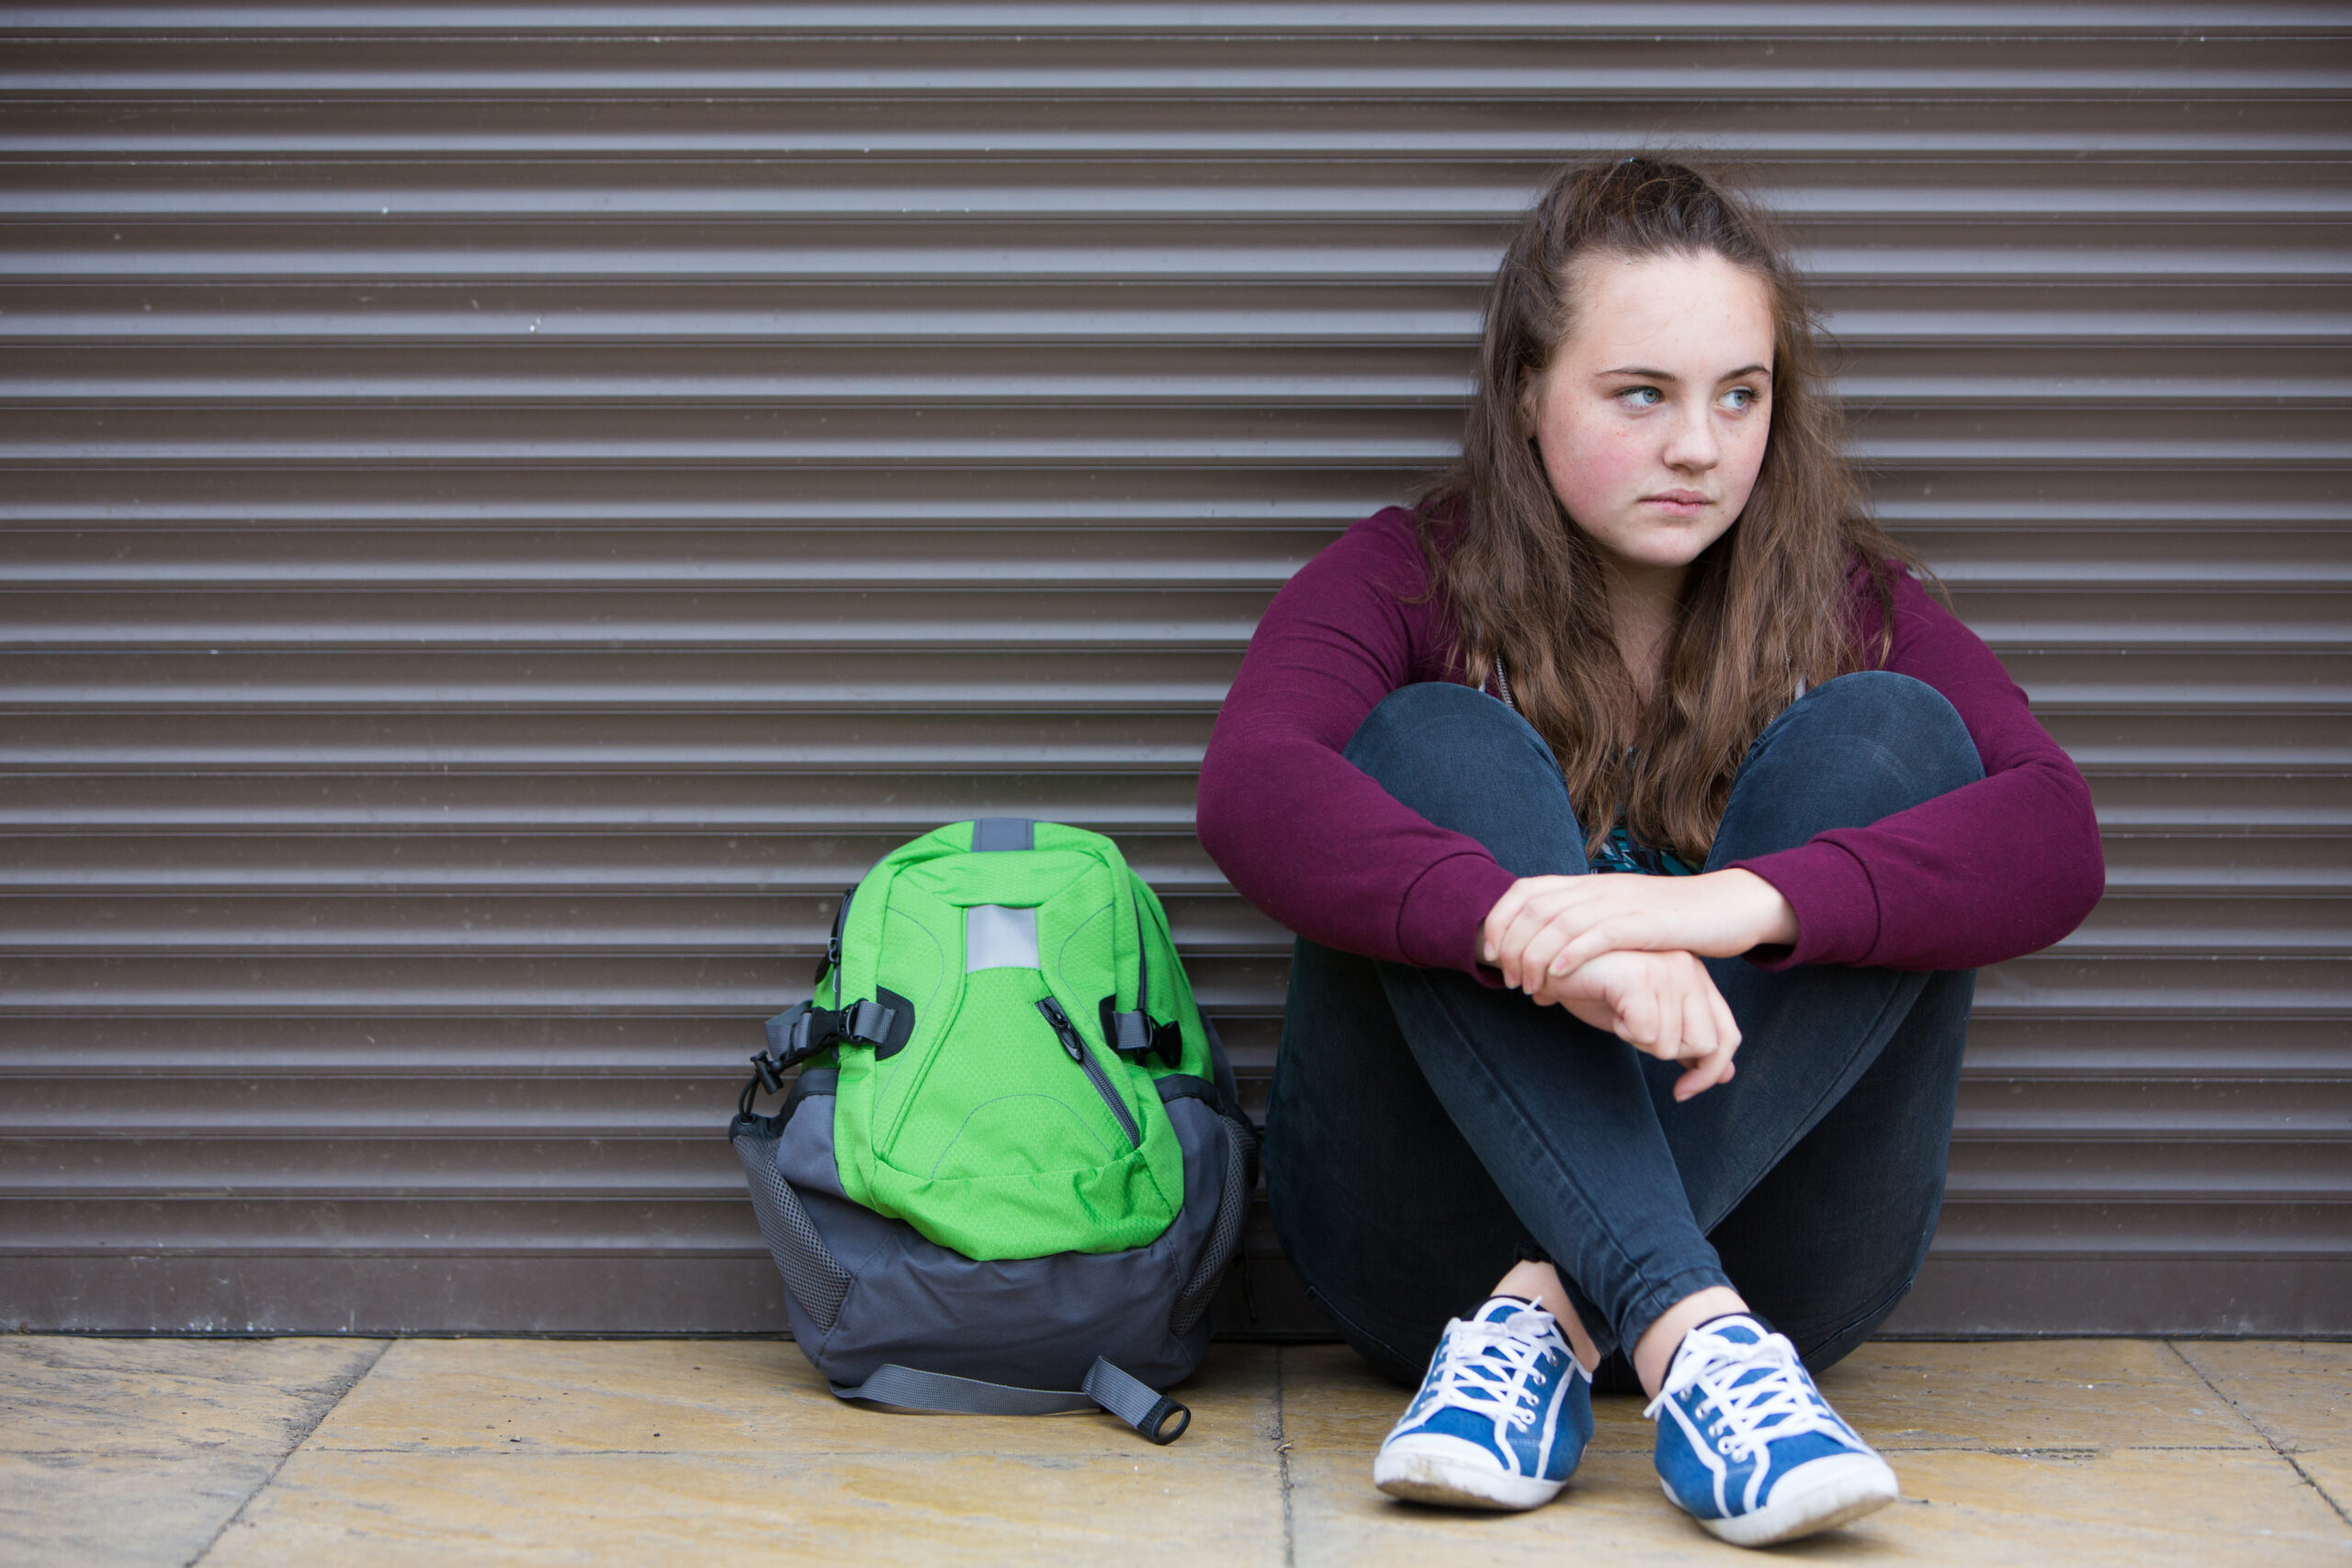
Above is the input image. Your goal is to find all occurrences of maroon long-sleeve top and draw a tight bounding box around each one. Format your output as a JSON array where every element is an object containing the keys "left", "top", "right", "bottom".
[{"left": 1196, "top": 506, "right": 2104, "bottom": 976}]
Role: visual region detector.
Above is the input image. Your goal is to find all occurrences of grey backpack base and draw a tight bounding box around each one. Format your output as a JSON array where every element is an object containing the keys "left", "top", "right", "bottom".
[{"left": 730, "top": 1033, "right": 1255, "bottom": 1442}]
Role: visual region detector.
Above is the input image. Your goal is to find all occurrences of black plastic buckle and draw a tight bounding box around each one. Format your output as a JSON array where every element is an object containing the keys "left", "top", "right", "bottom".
[{"left": 1105, "top": 1004, "right": 1182, "bottom": 1068}]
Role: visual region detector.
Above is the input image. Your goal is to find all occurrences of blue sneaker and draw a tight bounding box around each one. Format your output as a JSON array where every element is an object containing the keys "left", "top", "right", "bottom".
[
  {"left": 1373, "top": 1295, "right": 1593, "bottom": 1510},
  {"left": 1645, "top": 1314, "right": 1900, "bottom": 1546}
]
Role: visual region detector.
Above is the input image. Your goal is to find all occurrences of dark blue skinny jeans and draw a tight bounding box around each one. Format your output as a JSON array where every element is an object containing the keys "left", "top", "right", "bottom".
[{"left": 1265, "top": 671, "right": 1982, "bottom": 1393}]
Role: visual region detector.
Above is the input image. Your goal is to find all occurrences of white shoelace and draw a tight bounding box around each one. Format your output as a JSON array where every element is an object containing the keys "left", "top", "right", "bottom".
[
  {"left": 1642, "top": 1325, "right": 1843, "bottom": 1462},
  {"left": 1419, "top": 1310, "right": 1560, "bottom": 1431}
]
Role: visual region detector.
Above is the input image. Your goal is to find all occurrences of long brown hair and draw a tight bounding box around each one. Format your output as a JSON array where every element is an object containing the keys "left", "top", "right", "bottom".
[{"left": 1419, "top": 154, "right": 1914, "bottom": 864}]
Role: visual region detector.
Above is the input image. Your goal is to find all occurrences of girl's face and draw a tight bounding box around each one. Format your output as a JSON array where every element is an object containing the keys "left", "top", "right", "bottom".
[{"left": 1524, "top": 250, "right": 1776, "bottom": 586}]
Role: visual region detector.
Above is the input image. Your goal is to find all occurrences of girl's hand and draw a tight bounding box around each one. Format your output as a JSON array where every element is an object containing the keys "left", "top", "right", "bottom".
[
  {"left": 1482, "top": 869, "right": 1798, "bottom": 991},
  {"left": 1537, "top": 948, "right": 1741, "bottom": 1100}
]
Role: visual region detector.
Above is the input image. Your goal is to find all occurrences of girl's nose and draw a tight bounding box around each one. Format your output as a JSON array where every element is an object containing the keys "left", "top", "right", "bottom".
[{"left": 1662, "top": 402, "right": 1722, "bottom": 471}]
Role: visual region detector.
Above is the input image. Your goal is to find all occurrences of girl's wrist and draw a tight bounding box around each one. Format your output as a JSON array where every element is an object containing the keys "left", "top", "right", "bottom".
[{"left": 1713, "top": 868, "right": 1800, "bottom": 951}]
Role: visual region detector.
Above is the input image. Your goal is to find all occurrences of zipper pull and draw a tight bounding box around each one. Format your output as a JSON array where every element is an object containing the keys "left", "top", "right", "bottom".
[
  {"left": 1036, "top": 994, "right": 1143, "bottom": 1151},
  {"left": 1036, "top": 996, "right": 1084, "bottom": 1061}
]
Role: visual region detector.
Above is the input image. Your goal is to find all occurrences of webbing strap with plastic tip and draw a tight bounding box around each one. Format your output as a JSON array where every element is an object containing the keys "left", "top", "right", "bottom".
[
  {"left": 830, "top": 1357, "right": 1189, "bottom": 1445},
  {"left": 1080, "top": 1358, "right": 1191, "bottom": 1444}
]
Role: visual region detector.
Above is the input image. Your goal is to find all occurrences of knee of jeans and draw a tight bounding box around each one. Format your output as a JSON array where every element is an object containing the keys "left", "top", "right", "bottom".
[
  {"left": 1792, "top": 1264, "right": 1924, "bottom": 1376},
  {"left": 1768, "top": 671, "right": 1983, "bottom": 797},
  {"left": 1343, "top": 681, "right": 1550, "bottom": 779},
  {"left": 1304, "top": 1284, "right": 1428, "bottom": 1390},
  {"left": 1781, "top": 1199, "right": 1947, "bottom": 1373}
]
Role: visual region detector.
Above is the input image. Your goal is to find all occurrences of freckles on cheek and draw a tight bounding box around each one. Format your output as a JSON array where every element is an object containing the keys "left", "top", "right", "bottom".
[
  {"left": 1542, "top": 421, "right": 1650, "bottom": 519},
  {"left": 1733, "top": 426, "right": 1771, "bottom": 491}
]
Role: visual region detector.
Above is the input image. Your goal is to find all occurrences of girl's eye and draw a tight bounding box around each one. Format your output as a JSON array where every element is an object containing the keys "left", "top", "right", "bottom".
[
  {"left": 1722, "top": 387, "right": 1761, "bottom": 412},
  {"left": 1618, "top": 387, "right": 1663, "bottom": 407}
]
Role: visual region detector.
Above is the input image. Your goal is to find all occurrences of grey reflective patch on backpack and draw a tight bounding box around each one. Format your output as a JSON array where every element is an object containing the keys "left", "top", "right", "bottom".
[
  {"left": 970, "top": 818, "right": 1035, "bottom": 852},
  {"left": 964, "top": 904, "right": 1040, "bottom": 971},
  {"left": 752, "top": 1084, "right": 1248, "bottom": 1394}
]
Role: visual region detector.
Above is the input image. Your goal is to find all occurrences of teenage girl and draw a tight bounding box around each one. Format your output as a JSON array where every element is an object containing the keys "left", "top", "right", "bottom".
[{"left": 1196, "top": 157, "right": 2104, "bottom": 1546}]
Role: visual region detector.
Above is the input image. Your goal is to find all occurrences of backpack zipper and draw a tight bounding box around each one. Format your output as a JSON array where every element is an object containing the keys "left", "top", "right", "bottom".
[{"left": 1035, "top": 996, "right": 1141, "bottom": 1150}]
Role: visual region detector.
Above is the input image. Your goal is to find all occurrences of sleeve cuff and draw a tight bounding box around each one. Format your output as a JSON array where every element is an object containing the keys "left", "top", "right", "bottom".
[
  {"left": 1396, "top": 852, "right": 1519, "bottom": 981},
  {"left": 1724, "top": 842, "right": 1880, "bottom": 970}
]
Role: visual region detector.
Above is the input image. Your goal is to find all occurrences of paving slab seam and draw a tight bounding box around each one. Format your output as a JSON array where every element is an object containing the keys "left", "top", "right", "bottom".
[
  {"left": 1273, "top": 1345, "right": 1295, "bottom": 1568},
  {"left": 2166, "top": 1337, "right": 2352, "bottom": 1530},
  {"left": 1966, "top": 1444, "right": 2256, "bottom": 1455},
  {"left": 186, "top": 1337, "right": 391, "bottom": 1567}
]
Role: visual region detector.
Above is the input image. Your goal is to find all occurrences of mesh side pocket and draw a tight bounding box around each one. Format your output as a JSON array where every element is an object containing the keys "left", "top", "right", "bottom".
[
  {"left": 731, "top": 1127, "right": 852, "bottom": 1334},
  {"left": 1170, "top": 1114, "right": 1251, "bottom": 1337}
]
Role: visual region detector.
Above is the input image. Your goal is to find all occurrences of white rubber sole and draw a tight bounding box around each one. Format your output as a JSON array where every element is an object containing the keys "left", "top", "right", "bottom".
[
  {"left": 1678, "top": 1452, "right": 1901, "bottom": 1548},
  {"left": 1374, "top": 1434, "right": 1566, "bottom": 1511}
]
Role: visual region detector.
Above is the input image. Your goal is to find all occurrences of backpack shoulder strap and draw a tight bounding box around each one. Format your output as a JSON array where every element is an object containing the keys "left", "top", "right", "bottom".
[{"left": 829, "top": 1357, "right": 1189, "bottom": 1445}]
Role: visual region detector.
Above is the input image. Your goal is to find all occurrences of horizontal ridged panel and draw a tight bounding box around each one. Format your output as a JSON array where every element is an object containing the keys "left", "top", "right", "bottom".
[{"left": 2, "top": 6, "right": 2345, "bottom": 1335}]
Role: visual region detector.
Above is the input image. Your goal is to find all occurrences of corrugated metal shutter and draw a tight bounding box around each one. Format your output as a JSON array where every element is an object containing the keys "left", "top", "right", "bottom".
[{"left": 4, "top": 5, "right": 2345, "bottom": 1336}]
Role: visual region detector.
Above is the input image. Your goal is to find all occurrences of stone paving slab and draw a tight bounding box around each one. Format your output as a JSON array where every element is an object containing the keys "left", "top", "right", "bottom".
[
  {"left": 206, "top": 1338, "right": 1284, "bottom": 1568},
  {"left": 0, "top": 1336, "right": 385, "bottom": 1566},
  {"left": 1826, "top": 1339, "right": 2263, "bottom": 1451},
  {"left": 2176, "top": 1340, "right": 2352, "bottom": 1520},
  {"left": 3, "top": 1335, "right": 2347, "bottom": 1565}
]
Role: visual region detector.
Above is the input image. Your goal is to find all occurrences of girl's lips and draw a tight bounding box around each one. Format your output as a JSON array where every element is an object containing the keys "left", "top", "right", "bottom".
[{"left": 1642, "top": 491, "right": 1712, "bottom": 510}]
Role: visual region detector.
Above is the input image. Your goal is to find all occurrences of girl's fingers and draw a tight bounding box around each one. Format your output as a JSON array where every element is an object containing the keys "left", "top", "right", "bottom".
[
  {"left": 1675, "top": 1041, "right": 1736, "bottom": 1101},
  {"left": 1648, "top": 974, "right": 1685, "bottom": 1062},
  {"left": 1498, "top": 894, "right": 1587, "bottom": 987},
  {"left": 1479, "top": 912, "right": 1514, "bottom": 968},
  {"left": 1710, "top": 985, "right": 1742, "bottom": 1054},
  {"left": 1499, "top": 916, "right": 1541, "bottom": 986},
  {"left": 1673, "top": 985, "right": 1742, "bottom": 1100},
  {"left": 1676, "top": 1022, "right": 1730, "bottom": 1097},
  {"left": 1681, "top": 987, "right": 1714, "bottom": 1059},
  {"left": 1615, "top": 980, "right": 1658, "bottom": 1049},
  {"left": 1517, "top": 922, "right": 1578, "bottom": 990},
  {"left": 1486, "top": 876, "right": 1603, "bottom": 967},
  {"left": 1487, "top": 917, "right": 1526, "bottom": 987},
  {"left": 1481, "top": 883, "right": 1544, "bottom": 965},
  {"left": 1488, "top": 900, "right": 1548, "bottom": 982},
  {"left": 1549, "top": 923, "right": 1618, "bottom": 977},
  {"left": 1565, "top": 910, "right": 1664, "bottom": 975},
  {"left": 1492, "top": 877, "right": 1586, "bottom": 931},
  {"left": 1674, "top": 1001, "right": 1731, "bottom": 1100},
  {"left": 1683, "top": 1043, "right": 1740, "bottom": 1104},
  {"left": 1544, "top": 884, "right": 1679, "bottom": 975}
]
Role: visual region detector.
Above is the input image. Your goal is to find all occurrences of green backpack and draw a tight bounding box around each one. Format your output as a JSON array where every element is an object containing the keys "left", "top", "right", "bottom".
[{"left": 732, "top": 818, "right": 1255, "bottom": 1442}]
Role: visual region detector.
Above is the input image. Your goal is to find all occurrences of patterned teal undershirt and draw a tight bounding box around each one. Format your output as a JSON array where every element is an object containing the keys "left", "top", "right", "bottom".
[{"left": 1591, "top": 824, "right": 1700, "bottom": 878}]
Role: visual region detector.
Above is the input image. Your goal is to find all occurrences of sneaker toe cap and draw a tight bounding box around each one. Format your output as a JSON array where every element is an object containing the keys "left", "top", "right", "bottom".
[
  {"left": 1709, "top": 1451, "right": 1900, "bottom": 1547},
  {"left": 1375, "top": 1433, "right": 1567, "bottom": 1511}
]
